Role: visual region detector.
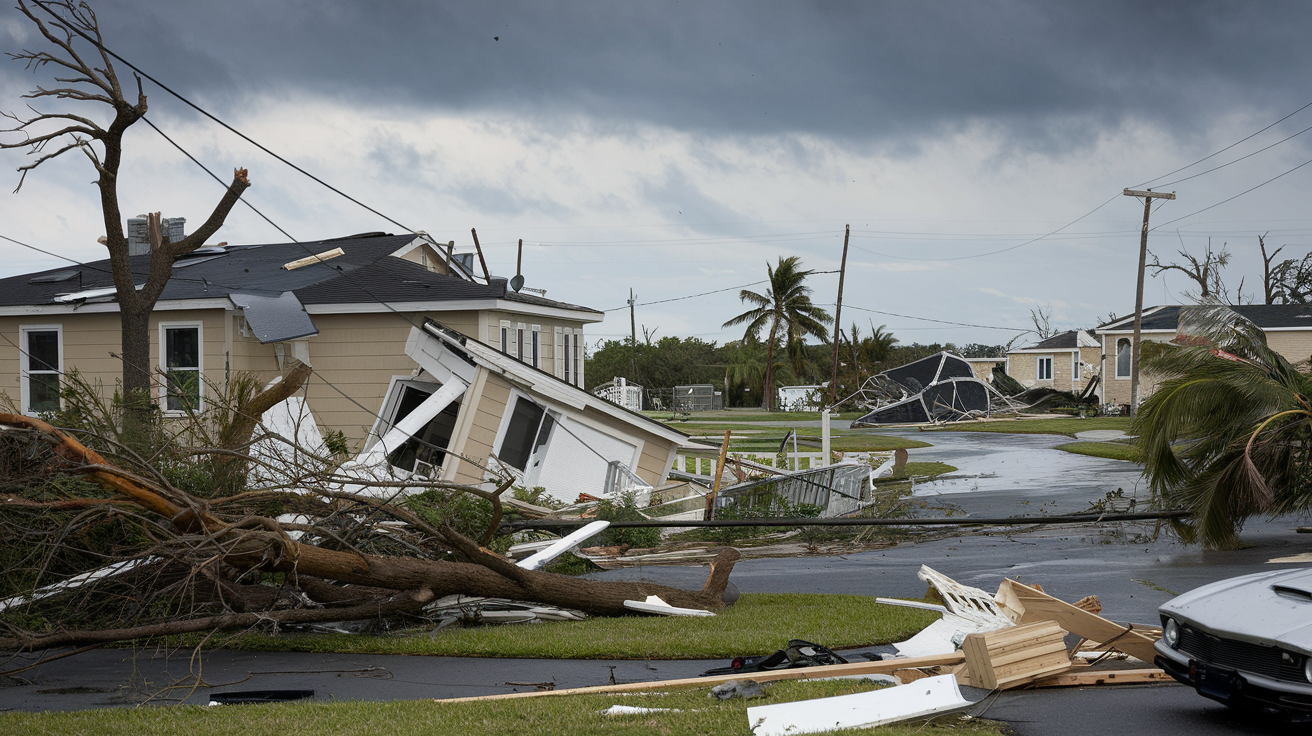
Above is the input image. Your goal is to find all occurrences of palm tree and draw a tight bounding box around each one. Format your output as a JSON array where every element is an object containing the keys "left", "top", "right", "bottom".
[
  {"left": 723, "top": 256, "right": 832, "bottom": 410},
  {"left": 1134, "top": 302, "right": 1312, "bottom": 548}
]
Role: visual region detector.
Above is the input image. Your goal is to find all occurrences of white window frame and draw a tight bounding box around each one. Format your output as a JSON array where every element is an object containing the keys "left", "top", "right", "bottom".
[
  {"left": 1037, "top": 356, "right": 1053, "bottom": 381},
  {"left": 159, "top": 320, "right": 204, "bottom": 413},
  {"left": 492, "top": 388, "right": 558, "bottom": 484},
  {"left": 516, "top": 322, "right": 526, "bottom": 362},
  {"left": 574, "top": 331, "right": 583, "bottom": 387},
  {"left": 1073, "top": 353, "right": 1081, "bottom": 381},
  {"left": 499, "top": 319, "right": 511, "bottom": 354},
  {"left": 554, "top": 326, "right": 564, "bottom": 378},
  {"left": 1116, "top": 338, "right": 1132, "bottom": 379},
  {"left": 563, "top": 330, "right": 572, "bottom": 384},
  {"left": 531, "top": 325, "right": 541, "bottom": 369},
  {"left": 19, "top": 324, "right": 62, "bottom": 416}
]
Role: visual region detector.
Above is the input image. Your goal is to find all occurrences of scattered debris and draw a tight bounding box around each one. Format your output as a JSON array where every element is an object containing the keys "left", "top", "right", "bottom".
[
  {"left": 433, "top": 653, "right": 966, "bottom": 703},
  {"left": 994, "top": 578, "right": 1159, "bottom": 662},
  {"left": 745, "top": 673, "right": 972, "bottom": 736},
  {"left": 622, "top": 595, "right": 715, "bottom": 617},
  {"left": 708, "top": 679, "right": 769, "bottom": 700},
  {"left": 602, "top": 705, "right": 682, "bottom": 715},
  {"left": 515, "top": 520, "right": 610, "bottom": 571},
  {"left": 845, "top": 352, "right": 1023, "bottom": 426},
  {"left": 877, "top": 565, "right": 1015, "bottom": 659},
  {"left": 961, "top": 620, "right": 1073, "bottom": 690}
]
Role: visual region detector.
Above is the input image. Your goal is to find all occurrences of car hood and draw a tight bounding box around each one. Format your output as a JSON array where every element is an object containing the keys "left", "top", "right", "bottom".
[{"left": 1161, "top": 567, "right": 1312, "bottom": 653}]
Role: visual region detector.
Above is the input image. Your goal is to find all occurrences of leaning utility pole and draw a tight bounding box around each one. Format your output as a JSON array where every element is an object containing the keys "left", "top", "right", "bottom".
[
  {"left": 629, "top": 288, "right": 638, "bottom": 379},
  {"left": 829, "top": 224, "right": 851, "bottom": 406},
  {"left": 1122, "top": 189, "right": 1176, "bottom": 415}
]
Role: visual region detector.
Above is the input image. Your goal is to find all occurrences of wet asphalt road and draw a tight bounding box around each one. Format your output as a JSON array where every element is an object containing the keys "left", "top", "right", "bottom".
[{"left": 3, "top": 428, "right": 1310, "bottom": 733}]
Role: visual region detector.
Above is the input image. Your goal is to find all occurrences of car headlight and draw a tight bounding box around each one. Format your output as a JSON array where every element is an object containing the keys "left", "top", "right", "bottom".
[
  {"left": 1163, "top": 618, "right": 1180, "bottom": 649},
  {"left": 1306, "top": 656, "right": 1312, "bottom": 684}
]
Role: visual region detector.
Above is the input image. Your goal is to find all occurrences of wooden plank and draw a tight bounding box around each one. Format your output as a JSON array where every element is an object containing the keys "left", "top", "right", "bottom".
[
  {"left": 433, "top": 652, "right": 966, "bottom": 703},
  {"left": 996, "top": 579, "right": 1159, "bottom": 663},
  {"left": 1030, "top": 668, "right": 1173, "bottom": 688}
]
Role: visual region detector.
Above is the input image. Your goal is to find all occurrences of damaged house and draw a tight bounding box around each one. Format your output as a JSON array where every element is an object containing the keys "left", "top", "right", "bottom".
[{"left": 0, "top": 230, "right": 680, "bottom": 501}]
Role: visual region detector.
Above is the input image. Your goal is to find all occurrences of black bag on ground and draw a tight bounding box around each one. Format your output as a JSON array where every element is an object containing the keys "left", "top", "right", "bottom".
[{"left": 699, "top": 639, "right": 848, "bottom": 677}]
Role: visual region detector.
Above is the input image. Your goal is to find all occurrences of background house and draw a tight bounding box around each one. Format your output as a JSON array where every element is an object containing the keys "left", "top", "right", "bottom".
[
  {"left": 0, "top": 232, "right": 602, "bottom": 449},
  {"left": 1005, "top": 330, "right": 1100, "bottom": 396},
  {"left": 1095, "top": 305, "right": 1312, "bottom": 407}
]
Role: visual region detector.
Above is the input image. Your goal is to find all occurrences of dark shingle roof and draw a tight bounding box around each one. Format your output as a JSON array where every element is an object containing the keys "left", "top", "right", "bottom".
[
  {"left": 1032, "top": 331, "right": 1080, "bottom": 349},
  {"left": 1098, "top": 304, "right": 1312, "bottom": 332},
  {"left": 0, "top": 233, "right": 600, "bottom": 315}
]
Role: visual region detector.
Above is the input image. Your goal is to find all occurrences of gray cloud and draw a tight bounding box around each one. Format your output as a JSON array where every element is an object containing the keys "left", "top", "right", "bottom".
[{"left": 11, "top": 0, "right": 1305, "bottom": 150}]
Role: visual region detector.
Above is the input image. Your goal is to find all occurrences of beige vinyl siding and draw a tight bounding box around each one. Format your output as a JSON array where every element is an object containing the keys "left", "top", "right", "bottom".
[
  {"left": 1265, "top": 332, "right": 1312, "bottom": 366},
  {"left": 0, "top": 310, "right": 226, "bottom": 412},
  {"left": 481, "top": 310, "right": 592, "bottom": 379},
  {"left": 636, "top": 438, "right": 676, "bottom": 486},
  {"left": 448, "top": 369, "right": 512, "bottom": 485}
]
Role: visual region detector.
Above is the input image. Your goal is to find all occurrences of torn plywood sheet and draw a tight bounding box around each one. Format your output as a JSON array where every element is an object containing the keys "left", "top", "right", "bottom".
[{"left": 745, "top": 673, "right": 971, "bottom": 736}]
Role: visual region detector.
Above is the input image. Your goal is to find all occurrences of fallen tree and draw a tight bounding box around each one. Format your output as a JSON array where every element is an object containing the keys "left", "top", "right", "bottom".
[{"left": 0, "top": 412, "right": 741, "bottom": 651}]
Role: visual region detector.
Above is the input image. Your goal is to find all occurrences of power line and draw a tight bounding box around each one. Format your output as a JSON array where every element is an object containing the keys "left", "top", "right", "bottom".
[
  {"left": 1150, "top": 120, "right": 1312, "bottom": 190},
  {"left": 850, "top": 194, "right": 1122, "bottom": 262},
  {"left": 841, "top": 304, "right": 1028, "bottom": 333},
  {"left": 1134, "top": 100, "right": 1312, "bottom": 189},
  {"left": 1150, "top": 155, "right": 1312, "bottom": 232},
  {"left": 140, "top": 116, "right": 297, "bottom": 242},
  {"left": 603, "top": 280, "right": 768, "bottom": 312},
  {"left": 29, "top": 0, "right": 418, "bottom": 237}
]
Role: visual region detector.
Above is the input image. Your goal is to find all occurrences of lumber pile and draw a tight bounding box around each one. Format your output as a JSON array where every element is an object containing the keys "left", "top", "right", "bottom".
[
  {"left": 961, "top": 620, "right": 1072, "bottom": 690},
  {"left": 993, "top": 578, "right": 1159, "bottom": 663}
]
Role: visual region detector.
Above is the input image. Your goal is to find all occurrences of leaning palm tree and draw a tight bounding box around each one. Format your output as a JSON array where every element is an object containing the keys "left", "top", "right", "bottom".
[
  {"left": 723, "top": 256, "right": 832, "bottom": 410},
  {"left": 1134, "top": 301, "right": 1312, "bottom": 548}
]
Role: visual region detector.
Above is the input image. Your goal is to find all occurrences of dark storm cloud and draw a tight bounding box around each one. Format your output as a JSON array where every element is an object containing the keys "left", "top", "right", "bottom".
[{"left": 10, "top": 1, "right": 1312, "bottom": 146}]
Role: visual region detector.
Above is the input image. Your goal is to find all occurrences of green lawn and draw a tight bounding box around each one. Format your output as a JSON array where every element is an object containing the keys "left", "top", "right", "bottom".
[
  {"left": 1055, "top": 441, "right": 1142, "bottom": 462},
  {"left": 921, "top": 416, "right": 1132, "bottom": 438},
  {"left": 0, "top": 679, "right": 1008, "bottom": 736},
  {"left": 215, "top": 594, "right": 938, "bottom": 660}
]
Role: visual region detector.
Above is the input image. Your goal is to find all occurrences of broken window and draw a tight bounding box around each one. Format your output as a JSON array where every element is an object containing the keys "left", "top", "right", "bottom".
[
  {"left": 384, "top": 383, "right": 462, "bottom": 476},
  {"left": 1037, "top": 357, "right": 1052, "bottom": 381},
  {"left": 499, "top": 396, "right": 548, "bottom": 471},
  {"left": 1116, "top": 338, "right": 1131, "bottom": 378}
]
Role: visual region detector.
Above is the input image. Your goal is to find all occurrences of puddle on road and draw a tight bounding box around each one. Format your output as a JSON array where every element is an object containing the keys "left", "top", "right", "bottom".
[{"left": 872, "top": 430, "right": 1147, "bottom": 502}]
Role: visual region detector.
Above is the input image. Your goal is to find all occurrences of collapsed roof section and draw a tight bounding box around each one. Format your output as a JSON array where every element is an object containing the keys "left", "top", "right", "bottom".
[{"left": 848, "top": 352, "right": 1019, "bottom": 427}]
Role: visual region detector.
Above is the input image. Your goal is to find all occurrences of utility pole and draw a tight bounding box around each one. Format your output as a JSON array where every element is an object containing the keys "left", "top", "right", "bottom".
[
  {"left": 1122, "top": 188, "right": 1176, "bottom": 415},
  {"left": 516, "top": 238, "right": 523, "bottom": 277},
  {"left": 470, "top": 228, "right": 491, "bottom": 284},
  {"left": 629, "top": 288, "right": 638, "bottom": 379},
  {"left": 829, "top": 224, "right": 850, "bottom": 406}
]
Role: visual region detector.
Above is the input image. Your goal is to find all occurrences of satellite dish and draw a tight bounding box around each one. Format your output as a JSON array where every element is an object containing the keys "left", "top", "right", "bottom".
[{"left": 509, "top": 274, "right": 525, "bottom": 292}]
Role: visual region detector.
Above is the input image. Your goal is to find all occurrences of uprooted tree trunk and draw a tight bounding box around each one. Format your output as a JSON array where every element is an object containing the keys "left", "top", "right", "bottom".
[{"left": 0, "top": 414, "right": 741, "bottom": 650}]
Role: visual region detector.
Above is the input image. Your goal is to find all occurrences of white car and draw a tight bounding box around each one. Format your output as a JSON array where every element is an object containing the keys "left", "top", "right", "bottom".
[{"left": 1155, "top": 568, "right": 1312, "bottom": 714}]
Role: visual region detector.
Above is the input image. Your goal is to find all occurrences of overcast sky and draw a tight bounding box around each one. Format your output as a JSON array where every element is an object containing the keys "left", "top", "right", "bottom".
[{"left": 4, "top": 1, "right": 1312, "bottom": 352}]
